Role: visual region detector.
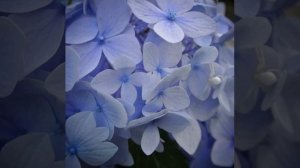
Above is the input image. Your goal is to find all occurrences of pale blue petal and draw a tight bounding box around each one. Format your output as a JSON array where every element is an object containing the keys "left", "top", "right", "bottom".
[
  {"left": 188, "top": 68, "right": 211, "bottom": 100},
  {"left": 176, "top": 11, "right": 216, "bottom": 38},
  {"left": 96, "top": 93, "right": 128, "bottom": 128},
  {"left": 66, "top": 111, "right": 96, "bottom": 143},
  {"left": 188, "top": 95, "right": 218, "bottom": 121},
  {"left": 91, "top": 69, "right": 122, "bottom": 95},
  {"left": 128, "top": 110, "right": 167, "bottom": 128},
  {"left": 128, "top": 0, "right": 165, "bottom": 24},
  {"left": 162, "top": 86, "right": 190, "bottom": 111},
  {"left": 66, "top": 155, "right": 81, "bottom": 168},
  {"left": 157, "top": 112, "right": 189, "bottom": 133},
  {"left": 192, "top": 46, "right": 218, "bottom": 65},
  {"left": 209, "top": 112, "right": 233, "bottom": 140},
  {"left": 211, "top": 140, "right": 234, "bottom": 167},
  {"left": 0, "top": 17, "right": 25, "bottom": 98},
  {"left": 10, "top": 8, "right": 64, "bottom": 77},
  {"left": 218, "top": 77, "right": 234, "bottom": 116},
  {"left": 145, "top": 31, "right": 183, "bottom": 68},
  {"left": 66, "top": 16, "right": 98, "bottom": 44},
  {"left": 146, "top": 65, "right": 191, "bottom": 101},
  {"left": 141, "top": 124, "right": 160, "bottom": 155},
  {"left": 194, "top": 35, "right": 212, "bottom": 47},
  {"left": 67, "top": 89, "right": 98, "bottom": 114},
  {"left": 103, "top": 34, "right": 142, "bottom": 69},
  {"left": 156, "top": 0, "right": 194, "bottom": 14},
  {"left": 0, "top": 0, "right": 52, "bottom": 13},
  {"left": 172, "top": 115, "right": 201, "bottom": 155},
  {"left": 130, "top": 72, "right": 149, "bottom": 87},
  {"left": 96, "top": 0, "right": 131, "bottom": 38},
  {"left": 153, "top": 20, "right": 184, "bottom": 43},
  {"left": 66, "top": 47, "right": 80, "bottom": 92},
  {"left": 118, "top": 98, "right": 135, "bottom": 117},
  {"left": 157, "top": 39, "right": 183, "bottom": 68},
  {"left": 143, "top": 42, "right": 160, "bottom": 72},
  {"left": 74, "top": 42, "right": 102, "bottom": 80},
  {"left": 121, "top": 83, "right": 137, "bottom": 104},
  {"left": 78, "top": 141, "right": 118, "bottom": 166}
]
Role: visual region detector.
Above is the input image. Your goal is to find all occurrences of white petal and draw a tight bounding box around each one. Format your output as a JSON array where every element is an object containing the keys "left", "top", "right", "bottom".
[
  {"left": 156, "top": 0, "right": 194, "bottom": 14},
  {"left": 143, "top": 42, "right": 160, "bottom": 72}
]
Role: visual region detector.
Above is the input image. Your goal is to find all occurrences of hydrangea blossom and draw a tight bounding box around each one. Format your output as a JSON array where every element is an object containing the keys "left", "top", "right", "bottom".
[
  {"left": 66, "top": 0, "right": 234, "bottom": 167},
  {"left": 128, "top": 0, "right": 216, "bottom": 43}
]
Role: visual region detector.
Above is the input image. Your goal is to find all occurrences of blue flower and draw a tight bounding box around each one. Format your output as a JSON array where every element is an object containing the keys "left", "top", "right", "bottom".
[
  {"left": 128, "top": 110, "right": 190, "bottom": 155},
  {"left": 128, "top": 0, "right": 216, "bottom": 43},
  {"left": 66, "top": 111, "right": 118, "bottom": 167},
  {"left": 144, "top": 66, "right": 191, "bottom": 111},
  {"left": 91, "top": 67, "right": 149, "bottom": 104},
  {"left": 66, "top": 0, "right": 142, "bottom": 77},
  {"left": 66, "top": 82, "right": 128, "bottom": 130},
  {"left": 143, "top": 31, "right": 183, "bottom": 78},
  {"left": 187, "top": 46, "right": 222, "bottom": 100}
]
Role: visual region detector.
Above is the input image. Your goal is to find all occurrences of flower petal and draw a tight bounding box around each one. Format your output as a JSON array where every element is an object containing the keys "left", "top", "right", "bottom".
[
  {"left": 157, "top": 112, "right": 189, "bottom": 133},
  {"left": 172, "top": 114, "right": 201, "bottom": 155},
  {"left": 91, "top": 69, "right": 122, "bottom": 95},
  {"left": 156, "top": 0, "right": 194, "bottom": 14},
  {"left": 76, "top": 43, "right": 103, "bottom": 80},
  {"left": 153, "top": 20, "right": 184, "bottom": 43},
  {"left": 188, "top": 95, "right": 218, "bottom": 121},
  {"left": 143, "top": 42, "right": 160, "bottom": 72},
  {"left": 66, "top": 111, "right": 96, "bottom": 143},
  {"left": 176, "top": 11, "right": 216, "bottom": 38},
  {"left": 188, "top": 68, "right": 211, "bottom": 101},
  {"left": 130, "top": 72, "right": 149, "bottom": 87},
  {"left": 192, "top": 46, "right": 218, "bottom": 65},
  {"left": 128, "top": 0, "right": 165, "bottom": 24},
  {"left": 96, "top": 93, "right": 128, "bottom": 128},
  {"left": 163, "top": 86, "right": 190, "bottom": 111},
  {"left": 96, "top": 0, "right": 131, "bottom": 38},
  {"left": 121, "top": 83, "right": 137, "bottom": 104},
  {"left": 211, "top": 139, "right": 234, "bottom": 167},
  {"left": 141, "top": 124, "right": 160, "bottom": 155},
  {"left": 78, "top": 141, "right": 118, "bottom": 166},
  {"left": 103, "top": 34, "right": 142, "bottom": 69},
  {"left": 66, "top": 16, "right": 98, "bottom": 44}
]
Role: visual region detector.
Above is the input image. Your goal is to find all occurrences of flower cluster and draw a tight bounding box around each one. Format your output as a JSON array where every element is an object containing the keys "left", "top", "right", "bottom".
[{"left": 66, "top": 0, "right": 234, "bottom": 167}]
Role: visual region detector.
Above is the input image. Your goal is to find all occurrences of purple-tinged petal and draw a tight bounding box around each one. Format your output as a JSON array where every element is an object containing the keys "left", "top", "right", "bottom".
[
  {"left": 66, "top": 16, "right": 98, "bottom": 44},
  {"left": 156, "top": 0, "right": 194, "bottom": 14},
  {"left": 153, "top": 20, "right": 184, "bottom": 43},
  {"left": 128, "top": 0, "right": 165, "bottom": 24},
  {"left": 176, "top": 11, "right": 216, "bottom": 38},
  {"left": 141, "top": 124, "right": 160, "bottom": 155},
  {"left": 96, "top": 0, "right": 131, "bottom": 38},
  {"left": 91, "top": 69, "right": 122, "bottom": 95},
  {"left": 163, "top": 86, "right": 190, "bottom": 111},
  {"left": 103, "top": 34, "right": 142, "bottom": 69}
]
